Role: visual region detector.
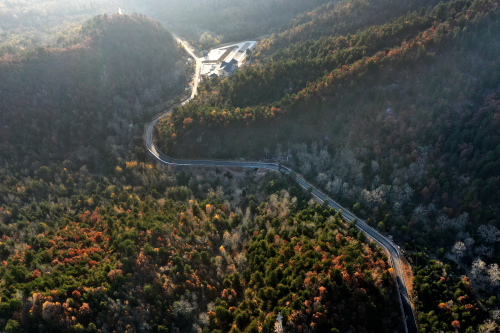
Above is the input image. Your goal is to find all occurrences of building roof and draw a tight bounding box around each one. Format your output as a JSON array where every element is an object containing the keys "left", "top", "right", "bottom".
[
  {"left": 202, "top": 42, "right": 256, "bottom": 77},
  {"left": 221, "top": 59, "right": 238, "bottom": 72}
]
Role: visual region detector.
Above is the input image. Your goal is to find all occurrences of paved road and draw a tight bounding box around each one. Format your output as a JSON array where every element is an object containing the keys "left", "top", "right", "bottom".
[
  {"left": 145, "top": 36, "right": 418, "bottom": 333},
  {"left": 172, "top": 34, "right": 201, "bottom": 99}
]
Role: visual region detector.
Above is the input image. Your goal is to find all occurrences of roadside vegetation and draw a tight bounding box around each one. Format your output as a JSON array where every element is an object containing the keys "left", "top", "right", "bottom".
[
  {"left": 155, "top": 0, "right": 500, "bottom": 331},
  {"left": 412, "top": 259, "right": 489, "bottom": 333}
]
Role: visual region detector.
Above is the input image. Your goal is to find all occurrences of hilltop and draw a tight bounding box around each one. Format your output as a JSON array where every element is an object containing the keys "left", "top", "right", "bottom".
[{"left": 0, "top": 13, "right": 186, "bottom": 172}]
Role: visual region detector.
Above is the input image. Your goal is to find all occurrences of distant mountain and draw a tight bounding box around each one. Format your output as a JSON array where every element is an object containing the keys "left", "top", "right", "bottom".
[
  {"left": 0, "top": 14, "right": 186, "bottom": 171},
  {"left": 123, "top": 0, "right": 336, "bottom": 42}
]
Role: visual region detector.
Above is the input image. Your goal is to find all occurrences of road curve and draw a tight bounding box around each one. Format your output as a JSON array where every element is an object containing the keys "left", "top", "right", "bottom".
[{"left": 145, "top": 36, "right": 418, "bottom": 333}]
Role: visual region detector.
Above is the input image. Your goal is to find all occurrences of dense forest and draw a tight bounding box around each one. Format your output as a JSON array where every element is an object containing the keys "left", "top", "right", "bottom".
[
  {"left": 0, "top": 6, "right": 408, "bottom": 333},
  {"left": 0, "top": 0, "right": 124, "bottom": 58},
  {"left": 0, "top": 0, "right": 338, "bottom": 55},
  {"left": 3, "top": 0, "right": 500, "bottom": 331},
  {"left": 0, "top": 13, "right": 187, "bottom": 173},
  {"left": 0, "top": 0, "right": 348, "bottom": 53},
  {"left": 258, "top": 0, "right": 447, "bottom": 56},
  {"left": 154, "top": 0, "right": 500, "bottom": 331},
  {"left": 122, "top": 0, "right": 336, "bottom": 47},
  {"left": 0, "top": 0, "right": 115, "bottom": 31},
  {"left": 0, "top": 159, "right": 405, "bottom": 332}
]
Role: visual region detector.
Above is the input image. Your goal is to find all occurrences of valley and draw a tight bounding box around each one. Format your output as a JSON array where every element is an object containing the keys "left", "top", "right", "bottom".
[
  {"left": 147, "top": 33, "right": 417, "bottom": 332},
  {"left": 1, "top": 0, "right": 500, "bottom": 332}
]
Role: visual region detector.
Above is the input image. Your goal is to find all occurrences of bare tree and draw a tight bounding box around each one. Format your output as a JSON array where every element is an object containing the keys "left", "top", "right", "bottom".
[
  {"left": 451, "top": 241, "right": 466, "bottom": 260},
  {"left": 471, "top": 258, "right": 500, "bottom": 290},
  {"left": 491, "top": 310, "right": 500, "bottom": 320},
  {"left": 437, "top": 215, "right": 451, "bottom": 229},
  {"left": 475, "top": 244, "right": 494, "bottom": 258},
  {"left": 478, "top": 319, "right": 499, "bottom": 333},
  {"left": 464, "top": 238, "right": 475, "bottom": 254},
  {"left": 477, "top": 225, "right": 500, "bottom": 243},
  {"left": 317, "top": 173, "right": 329, "bottom": 184},
  {"left": 233, "top": 253, "right": 247, "bottom": 270},
  {"left": 198, "top": 313, "right": 210, "bottom": 326},
  {"left": 472, "top": 258, "right": 487, "bottom": 284},
  {"left": 223, "top": 231, "right": 233, "bottom": 249},
  {"left": 488, "top": 264, "right": 500, "bottom": 288},
  {"left": 414, "top": 205, "right": 428, "bottom": 224}
]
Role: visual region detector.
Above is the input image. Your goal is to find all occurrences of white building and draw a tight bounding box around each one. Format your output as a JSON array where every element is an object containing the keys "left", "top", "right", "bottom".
[{"left": 200, "top": 41, "right": 257, "bottom": 78}]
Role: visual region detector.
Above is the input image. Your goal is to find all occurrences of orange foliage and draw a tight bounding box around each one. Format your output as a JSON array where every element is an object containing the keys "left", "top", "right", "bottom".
[
  {"left": 185, "top": 280, "right": 195, "bottom": 290},
  {"left": 313, "top": 311, "right": 327, "bottom": 324},
  {"left": 206, "top": 284, "right": 218, "bottom": 300},
  {"left": 126, "top": 161, "right": 138, "bottom": 169},
  {"left": 79, "top": 303, "right": 91, "bottom": 317},
  {"left": 32, "top": 270, "right": 42, "bottom": 279},
  {"left": 107, "top": 269, "right": 123, "bottom": 282}
]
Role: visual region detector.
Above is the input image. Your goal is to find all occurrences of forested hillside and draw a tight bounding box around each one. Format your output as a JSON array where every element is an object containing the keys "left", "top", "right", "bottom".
[
  {"left": 258, "top": 0, "right": 447, "bottom": 56},
  {"left": 0, "top": 6, "right": 408, "bottom": 333},
  {"left": 0, "top": 0, "right": 125, "bottom": 58},
  {"left": 0, "top": 0, "right": 338, "bottom": 54},
  {"left": 122, "top": 0, "right": 334, "bottom": 47},
  {"left": 0, "top": 161, "right": 403, "bottom": 332},
  {"left": 0, "top": 0, "right": 114, "bottom": 31},
  {"left": 0, "top": 14, "right": 186, "bottom": 172},
  {"left": 3, "top": 0, "right": 500, "bottom": 331},
  {"left": 155, "top": 0, "right": 500, "bottom": 331}
]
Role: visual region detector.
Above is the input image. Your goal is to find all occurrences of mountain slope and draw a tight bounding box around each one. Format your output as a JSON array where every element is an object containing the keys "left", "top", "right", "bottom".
[
  {"left": 258, "top": 0, "right": 448, "bottom": 56},
  {"left": 0, "top": 14, "right": 186, "bottom": 171},
  {"left": 154, "top": 1, "right": 500, "bottom": 331},
  {"left": 124, "top": 0, "right": 335, "bottom": 42},
  {"left": 0, "top": 164, "right": 403, "bottom": 333}
]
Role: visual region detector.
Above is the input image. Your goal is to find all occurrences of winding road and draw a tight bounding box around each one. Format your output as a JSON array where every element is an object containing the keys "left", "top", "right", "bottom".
[{"left": 145, "top": 35, "right": 418, "bottom": 333}]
